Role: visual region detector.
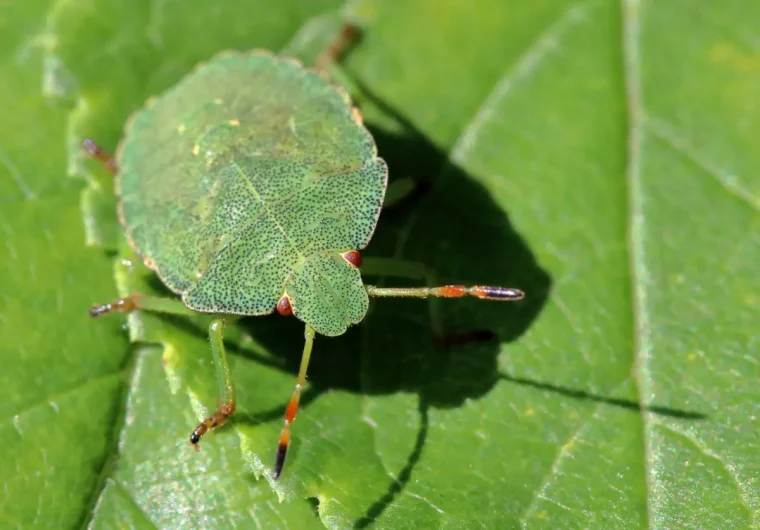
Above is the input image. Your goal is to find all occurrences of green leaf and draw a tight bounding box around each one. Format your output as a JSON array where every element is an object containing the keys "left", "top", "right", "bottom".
[
  {"left": 89, "top": 346, "right": 321, "bottom": 529},
  {"left": 3, "top": 0, "right": 758, "bottom": 528},
  {"left": 0, "top": 1, "right": 129, "bottom": 528}
]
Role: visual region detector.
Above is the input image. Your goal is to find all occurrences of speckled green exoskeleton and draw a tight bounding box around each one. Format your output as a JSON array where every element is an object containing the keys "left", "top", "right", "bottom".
[{"left": 88, "top": 43, "right": 524, "bottom": 480}]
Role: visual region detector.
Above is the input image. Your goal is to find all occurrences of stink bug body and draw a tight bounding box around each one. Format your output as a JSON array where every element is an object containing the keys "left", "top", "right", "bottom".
[{"left": 89, "top": 45, "right": 523, "bottom": 480}]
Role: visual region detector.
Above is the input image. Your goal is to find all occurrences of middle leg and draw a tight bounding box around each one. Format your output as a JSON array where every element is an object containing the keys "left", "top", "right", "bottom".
[{"left": 190, "top": 318, "right": 236, "bottom": 448}]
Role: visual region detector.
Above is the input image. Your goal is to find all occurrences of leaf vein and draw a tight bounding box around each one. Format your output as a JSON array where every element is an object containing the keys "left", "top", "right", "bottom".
[
  {"left": 396, "top": 0, "right": 595, "bottom": 260},
  {"left": 621, "top": 0, "right": 654, "bottom": 528},
  {"left": 645, "top": 116, "right": 760, "bottom": 213},
  {"left": 0, "top": 368, "right": 126, "bottom": 431},
  {"left": 109, "top": 478, "right": 161, "bottom": 530},
  {"left": 655, "top": 421, "right": 755, "bottom": 524},
  {"left": 518, "top": 401, "right": 601, "bottom": 526},
  {"left": 449, "top": 0, "right": 595, "bottom": 165},
  {"left": 0, "top": 143, "right": 36, "bottom": 200}
]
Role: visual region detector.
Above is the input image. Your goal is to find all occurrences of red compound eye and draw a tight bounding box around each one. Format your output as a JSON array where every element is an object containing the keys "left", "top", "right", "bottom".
[
  {"left": 342, "top": 250, "right": 362, "bottom": 268},
  {"left": 276, "top": 295, "right": 292, "bottom": 316}
]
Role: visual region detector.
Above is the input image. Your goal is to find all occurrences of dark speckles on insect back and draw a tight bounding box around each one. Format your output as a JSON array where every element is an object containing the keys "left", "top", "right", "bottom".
[{"left": 117, "top": 51, "right": 387, "bottom": 332}]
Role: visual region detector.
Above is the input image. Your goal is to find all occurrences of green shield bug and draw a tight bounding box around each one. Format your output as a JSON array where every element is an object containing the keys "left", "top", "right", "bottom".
[{"left": 88, "top": 37, "right": 524, "bottom": 480}]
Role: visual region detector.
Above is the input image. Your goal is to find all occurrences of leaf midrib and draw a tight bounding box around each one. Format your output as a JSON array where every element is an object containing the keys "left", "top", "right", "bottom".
[{"left": 621, "top": 0, "right": 653, "bottom": 528}]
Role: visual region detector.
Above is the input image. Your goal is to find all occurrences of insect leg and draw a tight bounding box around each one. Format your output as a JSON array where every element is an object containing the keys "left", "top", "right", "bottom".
[
  {"left": 315, "top": 23, "right": 360, "bottom": 71},
  {"left": 365, "top": 284, "right": 524, "bottom": 301},
  {"left": 82, "top": 139, "right": 117, "bottom": 173},
  {"left": 89, "top": 293, "right": 195, "bottom": 318},
  {"left": 361, "top": 258, "right": 446, "bottom": 335},
  {"left": 313, "top": 22, "right": 364, "bottom": 100},
  {"left": 273, "top": 324, "right": 316, "bottom": 480},
  {"left": 190, "top": 318, "right": 236, "bottom": 449},
  {"left": 362, "top": 257, "right": 524, "bottom": 345}
]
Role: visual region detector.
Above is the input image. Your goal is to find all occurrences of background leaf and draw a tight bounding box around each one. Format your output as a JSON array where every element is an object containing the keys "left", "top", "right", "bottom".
[
  {"left": 0, "top": 0, "right": 129, "bottom": 527},
  {"left": 1, "top": 0, "right": 758, "bottom": 528}
]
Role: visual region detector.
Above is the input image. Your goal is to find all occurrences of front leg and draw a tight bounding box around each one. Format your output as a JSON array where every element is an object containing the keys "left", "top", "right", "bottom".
[
  {"left": 90, "top": 295, "right": 236, "bottom": 448},
  {"left": 90, "top": 292, "right": 195, "bottom": 317}
]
